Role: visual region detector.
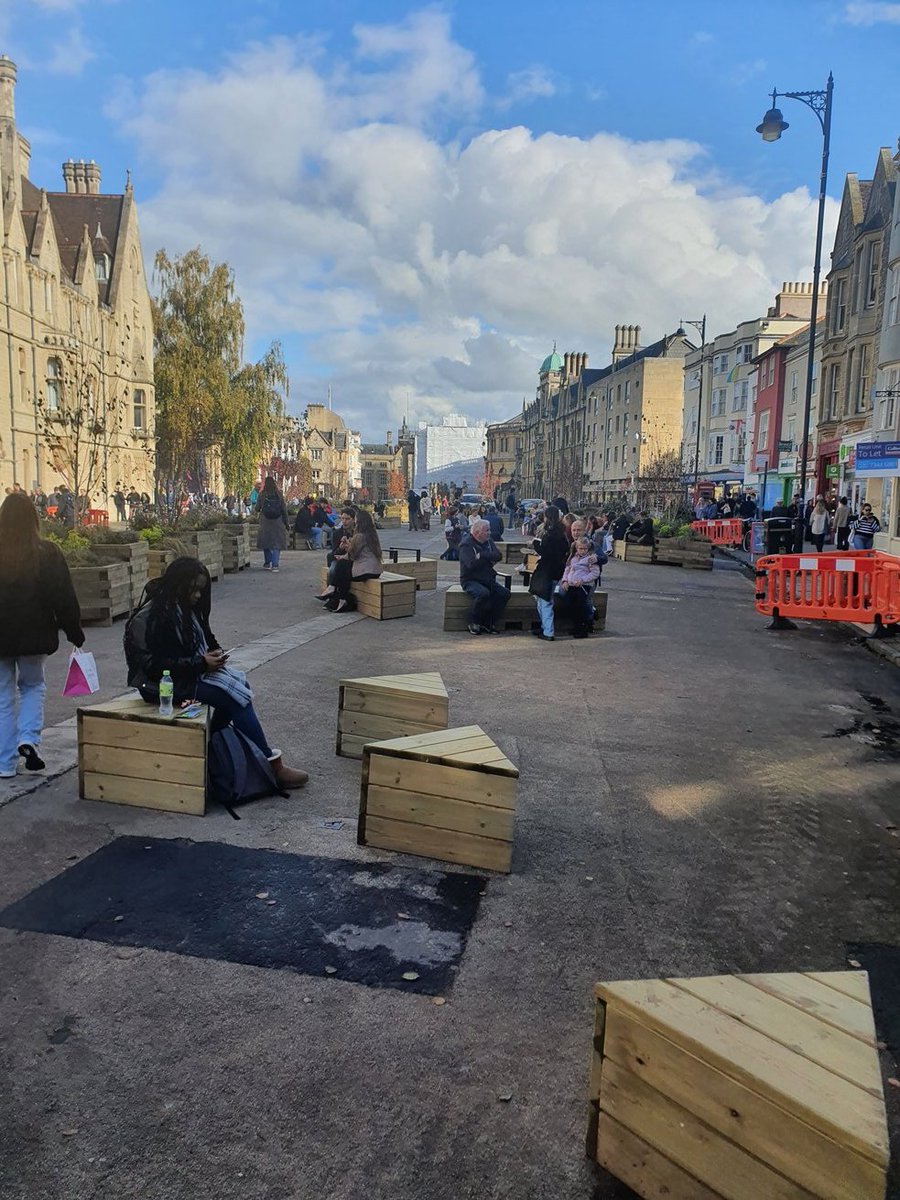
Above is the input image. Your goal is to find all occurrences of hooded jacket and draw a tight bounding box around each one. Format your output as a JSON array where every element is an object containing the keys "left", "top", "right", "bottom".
[
  {"left": 0, "top": 541, "right": 84, "bottom": 657},
  {"left": 561, "top": 551, "right": 600, "bottom": 588}
]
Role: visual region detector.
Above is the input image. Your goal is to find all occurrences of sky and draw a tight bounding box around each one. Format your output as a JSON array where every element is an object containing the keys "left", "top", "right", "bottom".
[{"left": 4, "top": 0, "right": 900, "bottom": 441}]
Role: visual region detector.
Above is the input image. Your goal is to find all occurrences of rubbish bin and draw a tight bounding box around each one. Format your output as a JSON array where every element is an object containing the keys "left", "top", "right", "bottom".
[{"left": 764, "top": 517, "right": 793, "bottom": 555}]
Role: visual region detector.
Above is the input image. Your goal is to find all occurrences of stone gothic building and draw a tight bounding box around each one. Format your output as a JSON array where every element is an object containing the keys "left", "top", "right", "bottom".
[{"left": 0, "top": 55, "right": 155, "bottom": 510}]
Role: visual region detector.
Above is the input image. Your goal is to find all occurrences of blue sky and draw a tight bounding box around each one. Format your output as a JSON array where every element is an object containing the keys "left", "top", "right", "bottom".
[{"left": 5, "top": 0, "right": 900, "bottom": 438}]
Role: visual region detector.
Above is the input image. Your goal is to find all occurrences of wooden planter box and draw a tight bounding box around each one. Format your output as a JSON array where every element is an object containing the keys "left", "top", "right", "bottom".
[
  {"left": 78, "top": 695, "right": 209, "bottom": 815},
  {"left": 613, "top": 539, "right": 656, "bottom": 564},
  {"left": 221, "top": 524, "right": 251, "bottom": 571},
  {"left": 147, "top": 547, "right": 178, "bottom": 580},
  {"left": 358, "top": 725, "right": 518, "bottom": 872},
  {"left": 655, "top": 538, "right": 713, "bottom": 570},
  {"left": 92, "top": 540, "right": 149, "bottom": 607},
  {"left": 337, "top": 672, "right": 449, "bottom": 759},
  {"left": 179, "top": 530, "right": 223, "bottom": 580},
  {"left": 71, "top": 561, "right": 132, "bottom": 625},
  {"left": 588, "top": 971, "right": 888, "bottom": 1200}
]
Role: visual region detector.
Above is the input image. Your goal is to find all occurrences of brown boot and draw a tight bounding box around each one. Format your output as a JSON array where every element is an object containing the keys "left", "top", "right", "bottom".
[{"left": 268, "top": 751, "right": 309, "bottom": 790}]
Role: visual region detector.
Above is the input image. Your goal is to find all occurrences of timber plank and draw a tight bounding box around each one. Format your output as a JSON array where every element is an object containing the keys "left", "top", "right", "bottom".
[
  {"left": 670, "top": 975, "right": 883, "bottom": 1095},
  {"left": 804, "top": 971, "right": 873, "bottom": 1005},
  {"left": 601, "top": 1008, "right": 885, "bottom": 1200},
  {"left": 81, "top": 743, "right": 205, "bottom": 787},
  {"left": 596, "top": 980, "right": 888, "bottom": 1167},
  {"left": 600, "top": 1058, "right": 815, "bottom": 1200},
  {"left": 365, "top": 783, "right": 513, "bottom": 841},
  {"left": 740, "top": 972, "right": 877, "bottom": 1046},
  {"left": 341, "top": 687, "right": 447, "bottom": 724},
  {"left": 363, "top": 814, "right": 511, "bottom": 872},
  {"left": 367, "top": 754, "right": 517, "bottom": 807},
  {"left": 597, "top": 1114, "right": 724, "bottom": 1200},
  {"left": 338, "top": 711, "right": 441, "bottom": 740},
  {"left": 82, "top": 771, "right": 205, "bottom": 815},
  {"left": 80, "top": 715, "right": 204, "bottom": 756}
]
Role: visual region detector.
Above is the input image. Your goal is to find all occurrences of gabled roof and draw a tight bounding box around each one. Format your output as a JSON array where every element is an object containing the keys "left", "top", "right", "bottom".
[{"left": 21, "top": 176, "right": 124, "bottom": 303}]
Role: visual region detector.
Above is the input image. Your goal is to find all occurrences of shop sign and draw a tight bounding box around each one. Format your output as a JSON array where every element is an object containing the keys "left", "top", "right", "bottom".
[
  {"left": 778, "top": 439, "right": 793, "bottom": 452},
  {"left": 857, "top": 441, "right": 900, "bottom": 461},
  {"left": 825, "top": 463, "right": 841, "bottom": 479},
  {"left": 778, "top": 455, "right": 797, "bottom": 474}
]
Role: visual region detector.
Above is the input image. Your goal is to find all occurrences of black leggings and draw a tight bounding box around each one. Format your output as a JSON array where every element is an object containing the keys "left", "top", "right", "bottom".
[{"left": 332, "top": 559, "right": 380, "bottom": 600}]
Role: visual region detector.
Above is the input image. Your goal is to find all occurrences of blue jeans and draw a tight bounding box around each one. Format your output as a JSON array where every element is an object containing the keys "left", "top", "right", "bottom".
[
  {"left": 263, "top": 548, "right": 281, "bottom": 568},
  {"left": 852, "top": 534, "right": 874, "bottom": 550},
  {"left": 309, "top": 527, "right": 324, "bottom": 549},
  {"left": 194, "top": 680, "right": 272, "bottom": 757},
  {"left": 535, "top": 595, "right": 555, "bottom": 637},
  {"left": 0, "top": 655, "right": 47, "bottom": 774},
  {"left": 462, "top": 580, "right": 510, "bottom": 630}
]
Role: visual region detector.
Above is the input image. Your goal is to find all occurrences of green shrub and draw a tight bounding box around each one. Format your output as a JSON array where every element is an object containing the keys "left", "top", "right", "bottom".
[{"left": 139, "top": 525, "right": 166, "bottom": 547}]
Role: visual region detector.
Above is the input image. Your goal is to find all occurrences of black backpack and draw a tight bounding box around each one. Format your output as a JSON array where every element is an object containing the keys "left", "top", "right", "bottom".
[
  {"left": 262, "top": 495, "right": 282, "bottom": 519},
  {"left": 208, "top": 725, "right": 287, "bottom": 819}
]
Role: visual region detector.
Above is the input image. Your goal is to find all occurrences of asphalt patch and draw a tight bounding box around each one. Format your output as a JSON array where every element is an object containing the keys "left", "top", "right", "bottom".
[
  {"left": 0, "top": 836, "right": 486, "bottom": 995},
  {"left": 846, "top": 942, "right": 900, "bottom": 1058}
]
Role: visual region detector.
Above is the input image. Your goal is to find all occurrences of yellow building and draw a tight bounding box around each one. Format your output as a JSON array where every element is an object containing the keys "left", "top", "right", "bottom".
[
  {"left": 0, "top": 56, "right": 156, "bottom": 511},
  {"left": 484, "top": 413, "right": 523, "bottom": 505}
]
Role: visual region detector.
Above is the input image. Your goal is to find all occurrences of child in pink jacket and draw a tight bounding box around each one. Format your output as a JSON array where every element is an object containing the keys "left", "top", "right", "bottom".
[{"left": 558, "top": 536, "right": 600, "bottom": 638}]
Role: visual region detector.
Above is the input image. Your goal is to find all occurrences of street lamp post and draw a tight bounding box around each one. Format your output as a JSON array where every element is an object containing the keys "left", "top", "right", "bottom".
[
  {"left": 757, "top": 73, "right": 833, "bottom": 551},
  {"left": 682, "top": 316, "right": 707, "bottom": 501}
]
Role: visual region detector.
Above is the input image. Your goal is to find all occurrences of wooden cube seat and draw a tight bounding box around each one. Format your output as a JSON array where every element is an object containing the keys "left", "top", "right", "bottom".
[
  {"left": 587, "top": 971, "right": 889, "bottom": 1200},
  {"left": 358, "top": 725, "right": 518, "bottom": 872},
  {"left": 318, "top": 567, "right": 416, "bottom": 619},
  {"left": 443, "top": 584, "right": 607, "bottom": 634},
  {"left": 613, "top": 539, "right": 656, "bottom": 563},
  {"left": 497, "top": 541, "right": 527, "bottom": 565},
  {"left": 77, "top": 696, "right": 210, "bottom": 815},
  {"left": 386, "top": 548, "right": 438, "bottom": 590},
  {"left": 337, "top": 672, "right": 449, "bottom": 759}
]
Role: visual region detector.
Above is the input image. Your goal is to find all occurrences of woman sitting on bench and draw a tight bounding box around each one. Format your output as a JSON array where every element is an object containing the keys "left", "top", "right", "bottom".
[
  {"left": 320, "top": 508, "right": 383, "bottom": 613},
  {"left": 126, "top": 557, "right": 307, "bottom": 788}
]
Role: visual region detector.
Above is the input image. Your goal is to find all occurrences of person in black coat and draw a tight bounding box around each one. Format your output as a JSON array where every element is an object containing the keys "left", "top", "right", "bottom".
[
  {"left": 528, "top": 504, "right": 567, "bottom": 641},
  {"left": 458, "top": 519, "right": 509, "bottom": 634},
  {"left": 0, "top": 492, "right": 84, "bottom": 776}
]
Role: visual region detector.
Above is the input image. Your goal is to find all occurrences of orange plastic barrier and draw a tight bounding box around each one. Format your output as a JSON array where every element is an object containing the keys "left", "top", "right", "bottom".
[
  {"left": 691, "top": 518, "right": 743, "bottom": 546},
  {"left": 755, "top": 551, "right": 900, "bottom": 629},
  {"left": 82, "top": 508, "right": 109, "bottom": 527}
]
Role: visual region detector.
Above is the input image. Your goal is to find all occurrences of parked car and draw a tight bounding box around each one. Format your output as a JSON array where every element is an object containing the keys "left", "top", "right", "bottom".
[
  {"left": 519, "top": 498, "right": 543, "bottom": 511},
  {"left": 459, "top": 493, "right": 486, "bottom": 508}
]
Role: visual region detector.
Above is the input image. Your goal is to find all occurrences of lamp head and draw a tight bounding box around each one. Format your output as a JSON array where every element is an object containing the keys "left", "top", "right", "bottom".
[{"left": 757, "top": 105, "right": 789, "bottom": 142}]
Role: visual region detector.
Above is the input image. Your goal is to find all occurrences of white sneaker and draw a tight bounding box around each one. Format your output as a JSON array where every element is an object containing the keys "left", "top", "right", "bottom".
[
  {"left": 272, "top": 566, "right": 280, "bottom": 572},
  {"left": 0, "top": 769, "right": 17, "bottom": 779}
]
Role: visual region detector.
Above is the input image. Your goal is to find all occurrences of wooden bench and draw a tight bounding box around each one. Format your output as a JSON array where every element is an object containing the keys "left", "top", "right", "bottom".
[
  {"left": 654, "top": 538, "right": 713, "bottom": 570},
  {"left": 77, "top": 696, "right": 209, "bottom": 815},
  {"left": 443, "top": 584, "right": 607, "bottom": 634},
  {"left": 337, "top": 672, "right": 449, "bottom": 759},
  {"left": 318, "top": 567, "right": 416, "bottom": 619},
  {"left": 587, "top": 971, "right": 889, "bottom": 1200},
  {"left": 358, "top": 725, "right": 518, "bottom": 872},
  {"left": 497, "top": 540, "right": 528, "bottom": 565},
  {"left": 613, "top": 539, "right": 656, "bottom": 564},
  {"left": 386, "top": 548, "right": 438, "bottom": 590}
]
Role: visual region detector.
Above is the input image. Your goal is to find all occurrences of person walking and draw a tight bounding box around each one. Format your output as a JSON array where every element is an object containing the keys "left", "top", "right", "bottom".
[
  {"left": 528, "top": 504, "right": 568, "bottom": 642},
  {"left": 406, "top": 487, "right": 421, "bottom": 531},
  {"left": 112, "top": 487, "right": 127, "bottom": 522},
  {"left": 832, "top": 497, "right": 852, "bottom": 551},
  {"left": 852, "top": 503, "right": 881, "bottom": 550},
  {"left": 809, "top": 497, "right": 830, "bottom": 552},
  {"left": 419, "top": 488, "right": 432, "bottom": 530},
  {"left": 459, "top": 517, "right": 509, "bottom": 635},
  {"left": 255, "top": 477, "right": 289, "bottom": 571},
  {"left": 0, "top": 492, "right": 85, "bottom": 777}
]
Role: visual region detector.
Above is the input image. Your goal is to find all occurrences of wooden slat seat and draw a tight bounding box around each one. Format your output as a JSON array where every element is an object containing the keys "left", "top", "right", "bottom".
[
  {"left": 443, "top": 584, "right": 607, "bottom": 634},
  {"left": 77, "top": 696, "right": 209, "bottom": 815},
  {"left": 386, "top": 549, "right": 438, "bottom": 590},
  {"left": 318, "top": 567, "right": 416, "bottom": 619},
  {"left": 587, "top": 971, "right": 889, "bottom": 1200},
  {"left": 336, "top": 672, "right": 449, "bottom": 759},
  {"left": 358, "top": 725, "right": 518, "bottom": 872}
]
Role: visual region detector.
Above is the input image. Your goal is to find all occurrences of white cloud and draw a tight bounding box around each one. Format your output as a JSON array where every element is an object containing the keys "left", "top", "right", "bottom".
[
  {"left": 497, "top": 66, "right": 557, "bottom": 110},
  {"left": 112, "top": 14, "right": 837, "bottom": 440},
  {"left": 842, "top": 1, "right": 900, "bottom": 22},
  {"left": 45, "top": 24, "right": 96, "bottom": 75}
]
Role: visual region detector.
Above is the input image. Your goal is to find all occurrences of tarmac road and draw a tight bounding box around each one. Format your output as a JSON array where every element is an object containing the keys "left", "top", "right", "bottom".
[{"left": 1, "top": 533, "right": 898, "bottom": 1200}]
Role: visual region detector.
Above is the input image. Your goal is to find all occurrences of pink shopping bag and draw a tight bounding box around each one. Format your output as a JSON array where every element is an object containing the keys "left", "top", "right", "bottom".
[{"left": 62, "top": 648, "right": 100, "bottom": 697}]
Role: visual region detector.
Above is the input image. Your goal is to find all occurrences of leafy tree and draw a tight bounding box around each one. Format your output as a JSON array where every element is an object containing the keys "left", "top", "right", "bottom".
[
  {"left": 387, "top": 469, "right": 407, "bottom": 500},
  {"left": 152, "top": 248, "right": 286, "bottom": 515}
]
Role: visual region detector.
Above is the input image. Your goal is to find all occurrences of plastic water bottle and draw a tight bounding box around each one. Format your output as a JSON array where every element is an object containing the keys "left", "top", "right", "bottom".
[{"left": 158, "top": 670, "right": 174, "bottom": 717}]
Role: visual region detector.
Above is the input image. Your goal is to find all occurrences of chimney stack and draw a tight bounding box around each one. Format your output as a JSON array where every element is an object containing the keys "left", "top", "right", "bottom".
[
  {"left": 62, "top": 159, "right": 75, "bottom": 192},
  {"left": 386, "top": 430, "right": 392, "bottom": 447},
  {"left": 563, "top": 352, "right": 572, "bottom": 378},
  {"left": 84, "top": 160, "right": 100, "bottom": 194}
]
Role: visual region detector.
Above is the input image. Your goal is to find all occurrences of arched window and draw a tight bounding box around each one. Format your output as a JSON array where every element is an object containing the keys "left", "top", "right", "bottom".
[{"left": 46, "top": 358, "right": 61, "bottom": 411}]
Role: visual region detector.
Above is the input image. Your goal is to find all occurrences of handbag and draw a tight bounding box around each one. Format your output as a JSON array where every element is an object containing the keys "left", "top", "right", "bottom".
[{"left": 62, "top": 648, "right": 100, "bottom": 697}]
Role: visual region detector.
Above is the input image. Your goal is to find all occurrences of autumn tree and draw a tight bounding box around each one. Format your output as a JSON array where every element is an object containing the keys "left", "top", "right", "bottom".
[
  {"left": 152, "top": 248, "right": 286, "bottom": 514},
  {"left": 387, "top": 469, "right": 407, "bottom": 500}
]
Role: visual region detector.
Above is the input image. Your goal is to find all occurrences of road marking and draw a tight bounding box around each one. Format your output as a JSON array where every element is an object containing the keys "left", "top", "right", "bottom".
[
  {"left": 0, "top": 609, "right": 364, "bottom": 810},
  {"left": 638, "top": 594, "right": 681, "bottom": 602}
]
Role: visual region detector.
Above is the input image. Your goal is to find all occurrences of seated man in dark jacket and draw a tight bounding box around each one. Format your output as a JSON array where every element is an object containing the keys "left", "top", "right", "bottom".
[
  {"left": 459, "top": 519, "right": 509, "bottom": 635},
  {"left": 611, "top": 513, "right": 630, "bottom": 541},
  {"left": 625, "top": 512, "right": 655, "bottom": 545}
]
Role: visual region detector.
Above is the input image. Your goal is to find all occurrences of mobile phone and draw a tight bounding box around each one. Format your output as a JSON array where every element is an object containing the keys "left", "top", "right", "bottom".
[{"left": 218, "top": 647, "right": 236, "bottom": 657}]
